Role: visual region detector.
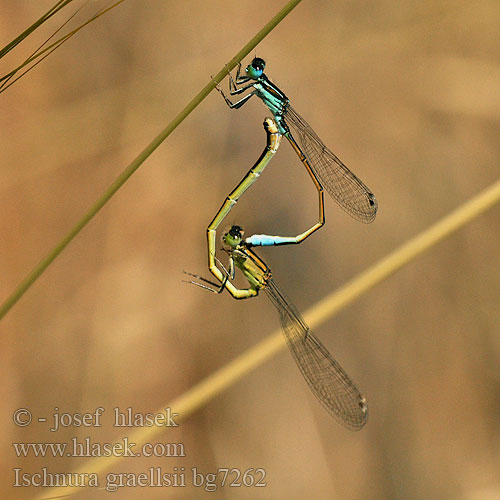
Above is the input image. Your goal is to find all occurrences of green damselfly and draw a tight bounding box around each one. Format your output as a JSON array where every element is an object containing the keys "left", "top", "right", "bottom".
[
  {"left": 185, "top": 224, "right": 368, "bottom": 430},
  {"left": 216, "top": 58, "right": 378, "bottom": 224}
]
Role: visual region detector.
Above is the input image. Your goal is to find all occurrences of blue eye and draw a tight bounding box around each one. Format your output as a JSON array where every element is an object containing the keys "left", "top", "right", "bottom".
[
  {"left": 245, "top": 57, "right": 265, "bottom": 79},
  {"left": 251, "top": 57, "right": 266, "bottom": 71}
]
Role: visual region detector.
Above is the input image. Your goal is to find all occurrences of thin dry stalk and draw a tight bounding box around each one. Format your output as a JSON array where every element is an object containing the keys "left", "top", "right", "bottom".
[{"left": 35, "top": 178, "right": 500, "bottom": 500}]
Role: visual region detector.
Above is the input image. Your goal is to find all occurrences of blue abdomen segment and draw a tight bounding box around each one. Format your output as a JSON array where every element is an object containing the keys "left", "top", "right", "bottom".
[{"left": 245, "top": 234, "right": 297, "bottom": 246}]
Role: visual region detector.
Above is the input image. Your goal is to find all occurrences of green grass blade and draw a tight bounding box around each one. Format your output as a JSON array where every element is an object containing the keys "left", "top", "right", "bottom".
[
  {"left": 0, "top": 0, "right": 75, "bottom": 60},
  {"left": 0, "top": 0, "right": 125, "bottom": 93},
  {"left": 0, "top": 0, "right": 304, "bottom": 321}
]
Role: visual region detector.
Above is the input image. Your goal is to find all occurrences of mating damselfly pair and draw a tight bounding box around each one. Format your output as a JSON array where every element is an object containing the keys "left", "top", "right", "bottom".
[{"left": 187, "top": 58, "right": 377, "bottom": 430}]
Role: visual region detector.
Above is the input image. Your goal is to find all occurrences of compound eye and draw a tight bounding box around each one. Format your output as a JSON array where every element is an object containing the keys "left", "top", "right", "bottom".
[
  {"left": 228, "top": 225, "right": 244, "bottom": 239},
  {"left": 252, "top": 57, "right": 266, "bottom": 71}
]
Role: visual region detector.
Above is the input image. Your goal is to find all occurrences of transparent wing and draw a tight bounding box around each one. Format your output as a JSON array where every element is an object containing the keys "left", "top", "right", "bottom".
[
  {"left": 265, "top": 279, "right": 368, "bottom": 430},
  {"left": 284, "top": 105, "right": 378, "bottom": 223}
]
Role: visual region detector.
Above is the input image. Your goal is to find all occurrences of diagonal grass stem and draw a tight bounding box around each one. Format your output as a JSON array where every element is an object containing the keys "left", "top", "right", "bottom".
[
  {"left": 35, "top": 178, "right": 500, "bottom": 500},
  {"left": 0, "top": 0, "right": 304, "bottom": 321}
]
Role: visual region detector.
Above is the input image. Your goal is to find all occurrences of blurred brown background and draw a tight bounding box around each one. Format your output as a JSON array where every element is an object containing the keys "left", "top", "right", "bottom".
[{"left": 1, "top": 1, "right": 499, "bottom": 499}]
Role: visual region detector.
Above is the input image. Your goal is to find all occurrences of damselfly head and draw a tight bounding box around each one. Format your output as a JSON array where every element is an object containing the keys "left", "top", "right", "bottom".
[
  {"left": 229, "top": 224, "right": 244, "bottom": 238},
  {"left": 222, "top": 225, "right": 244, "bottom": 248},
  {"left": 246, "top": 57, "right": 265, "bottom": 79}
]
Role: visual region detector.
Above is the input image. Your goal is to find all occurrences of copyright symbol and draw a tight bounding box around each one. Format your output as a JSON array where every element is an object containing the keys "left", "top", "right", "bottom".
[{"left": 13, "top": 408, "right": 32, "bottom": 427}]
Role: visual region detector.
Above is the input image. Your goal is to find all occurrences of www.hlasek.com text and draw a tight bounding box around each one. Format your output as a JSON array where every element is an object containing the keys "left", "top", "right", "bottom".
[{"left": 13, "top": 437, "right": 185, "bottom": 458}]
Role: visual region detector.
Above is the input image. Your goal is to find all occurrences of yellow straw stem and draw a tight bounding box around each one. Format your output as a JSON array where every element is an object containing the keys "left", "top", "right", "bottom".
[
  {"left": 304, "top": 178, "right": 500, "bottom": 328},
  {"left": 36, "top": 179, "right": 500, "bottom": 500}
]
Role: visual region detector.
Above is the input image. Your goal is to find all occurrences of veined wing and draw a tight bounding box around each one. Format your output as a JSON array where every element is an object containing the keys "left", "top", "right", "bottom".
[
  {"left": 265, "top": 279, "right": 368, "bottom": 430},
  {"left": 284, "top": 105, "right": 378, "bottom": 223}
]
